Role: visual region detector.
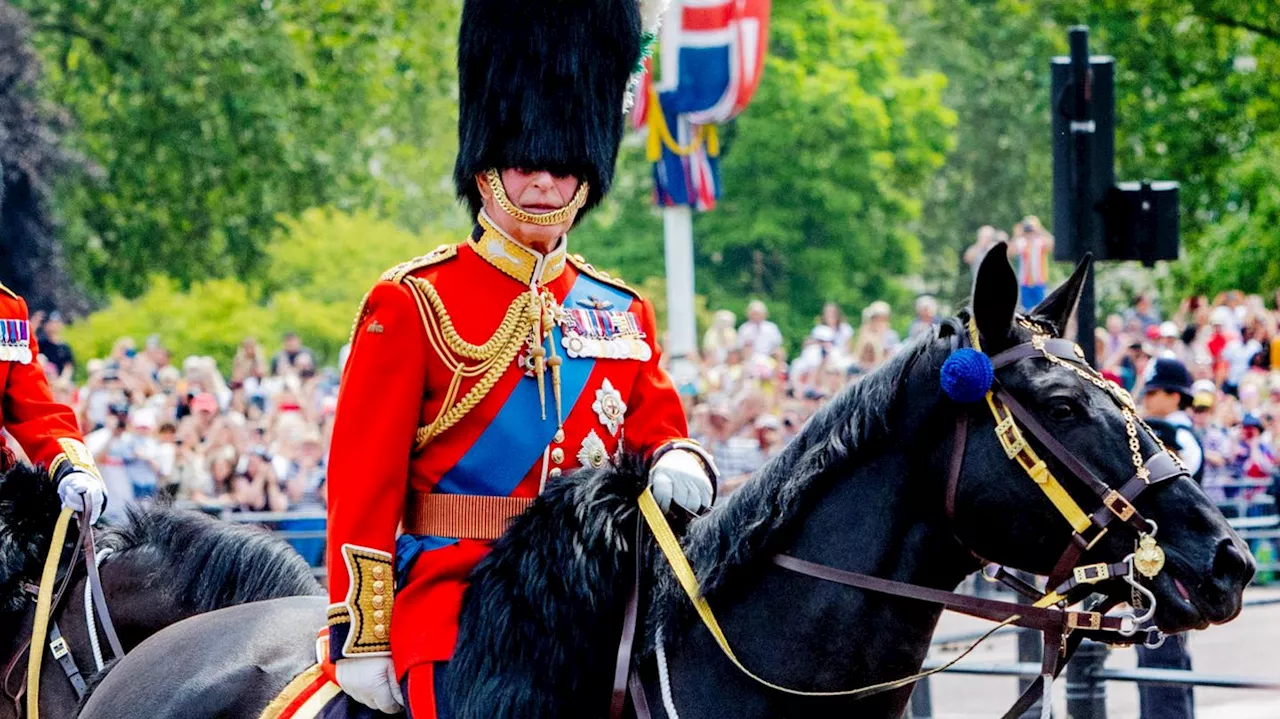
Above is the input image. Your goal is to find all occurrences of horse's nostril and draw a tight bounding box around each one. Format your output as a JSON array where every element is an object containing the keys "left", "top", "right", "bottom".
[{"left": 1212, "top": 539, "right": 1255, "bottom": 585}]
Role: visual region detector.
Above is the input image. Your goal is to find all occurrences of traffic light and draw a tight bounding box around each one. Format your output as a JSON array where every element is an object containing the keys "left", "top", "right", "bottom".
[
  {"left": 1051, "top": 54, "right": 1114, "bottom": 262},
  {"left": 1102, "top": 181, "right": 1180, "bottom": 267}
]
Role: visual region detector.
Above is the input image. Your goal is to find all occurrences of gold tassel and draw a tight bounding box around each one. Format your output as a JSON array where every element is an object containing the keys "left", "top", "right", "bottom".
[
  {"left": 705, "top": 124, "right": 721, "bottom": 157},
  {"left": 548, "top": 352, "right": 564, "bottom": 429},
  {"left": 533, "top": 346, "right": 547, "bottom": 421}
]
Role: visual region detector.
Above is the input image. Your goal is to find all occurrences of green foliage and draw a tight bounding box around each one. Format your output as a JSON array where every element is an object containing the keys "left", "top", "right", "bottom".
[
  {"left": 15, "top": 0, "right": 465, "bottom": 298},
  {"left": 64, "top": 208, "right": 446, "bottom": 370},
  {"left": 890, "top": 0, "right": 1064, "bottom": 303},
  {"left": 892, "top": 0, "right": 1280, "bottom": 305}
]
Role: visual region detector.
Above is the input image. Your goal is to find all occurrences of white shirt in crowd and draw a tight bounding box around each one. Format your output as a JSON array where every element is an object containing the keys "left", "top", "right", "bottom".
[{"left": 737, "top": 319, "right": 783, "bottom": 359}]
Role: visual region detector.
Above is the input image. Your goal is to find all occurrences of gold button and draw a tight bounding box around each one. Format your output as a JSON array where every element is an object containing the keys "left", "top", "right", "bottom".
[
  {"left": 373, "top": 610, "right": 386, "bottom": 622},
  {"left": 372, "top": 595, "right": 385, "bottom": 609},
  {"left": 554, "top": 429, "right": 565, "bottom": 443},
  {"left": 373, "top": 624, "right": 387, "bottom": 638},
  {"left": 372, "top": 566, "right": 385, "bottom": 579},
  {"left": 372, "top": 580, "right": 386, "bottom": 594},
  {"left": 551, "top": 448, "right": 564, "bottom": 464},
  {"left": 549, "top": 468, "right": 562, "bottom": 478}
]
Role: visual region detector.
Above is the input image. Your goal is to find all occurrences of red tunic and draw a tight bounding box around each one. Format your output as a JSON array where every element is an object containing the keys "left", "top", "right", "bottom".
[
  {"left": 326, "top": 215, "right": 689, "bottom": 676},
  {"left": 0, "top": 287, "right": 92, "bottom": 476}
]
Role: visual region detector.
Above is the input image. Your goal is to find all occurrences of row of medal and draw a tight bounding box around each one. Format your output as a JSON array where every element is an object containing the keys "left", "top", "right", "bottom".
[
  {"left": 558, "top": 306, "right": 651, "bottom": 361},
  {"left": 0, "top": 320, "right": 32, "bottom": 364}
]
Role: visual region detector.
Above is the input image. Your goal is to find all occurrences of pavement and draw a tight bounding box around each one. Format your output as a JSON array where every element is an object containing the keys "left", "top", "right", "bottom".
[{"left": 919, "top": 585, "right": 1280, "bottom": 718}]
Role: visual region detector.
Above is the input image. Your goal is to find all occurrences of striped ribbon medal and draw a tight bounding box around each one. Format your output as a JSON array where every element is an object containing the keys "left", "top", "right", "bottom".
[{"left": 0, "top": 320, "right": 33, "bottom": 364}]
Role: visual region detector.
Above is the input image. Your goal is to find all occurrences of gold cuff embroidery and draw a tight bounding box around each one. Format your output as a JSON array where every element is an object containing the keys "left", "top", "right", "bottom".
[
  {"left": 326, "top": 603, "right": 351, "bottom": 627},
  {"left": 340, "top": 545, "right": 394, "bottom": 656},
  {"left": 49, "top": 438, "right": 101, "bottom": 481}
]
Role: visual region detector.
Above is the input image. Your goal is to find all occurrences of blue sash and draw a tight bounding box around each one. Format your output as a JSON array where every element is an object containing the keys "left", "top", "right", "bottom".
[{"left": 396, "top": 273, "right": 635, "bottom": 579}]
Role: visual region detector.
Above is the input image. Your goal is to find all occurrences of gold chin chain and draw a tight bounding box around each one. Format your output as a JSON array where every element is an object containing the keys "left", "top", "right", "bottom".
[{"left": 484, "top": 168, "right": 590, "bottom": 226}]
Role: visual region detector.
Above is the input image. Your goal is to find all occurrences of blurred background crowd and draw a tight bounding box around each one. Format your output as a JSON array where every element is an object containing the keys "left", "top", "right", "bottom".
[{"left": 13, "top": 270, "right": 1280, "bottom": 531}]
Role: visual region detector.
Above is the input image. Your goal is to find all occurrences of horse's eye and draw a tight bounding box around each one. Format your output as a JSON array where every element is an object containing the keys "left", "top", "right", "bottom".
[{"left": 1048, "top": 402, "right": 1076, "bottom": 422}]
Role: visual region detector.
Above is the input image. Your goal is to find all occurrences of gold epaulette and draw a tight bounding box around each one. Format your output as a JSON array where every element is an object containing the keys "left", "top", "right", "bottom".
[
  {"left": 0, "top": 282, "right": 17, "bottom": 300},
  {"left": 380, "top": 243, "right": 459, "bottom": 284},
  {"left": 348, "top": 244, "right": 461, "bottom": 345},
  {"left": 567, "top": 253, "right": 639, "bottom": 299}
]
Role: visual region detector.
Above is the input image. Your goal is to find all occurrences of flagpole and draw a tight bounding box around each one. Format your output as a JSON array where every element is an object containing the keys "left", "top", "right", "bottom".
[{"left": 663, "top": 204, "right": 698, "bottom": 387}]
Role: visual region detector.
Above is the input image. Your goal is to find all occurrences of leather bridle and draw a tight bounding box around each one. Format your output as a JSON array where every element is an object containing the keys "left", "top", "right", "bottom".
[
  {"left": 619, "top": 317, "right": 1192, "bottom": 719},
  {"left": 2, "top": 510, "right": 124, "bottom": 717}
]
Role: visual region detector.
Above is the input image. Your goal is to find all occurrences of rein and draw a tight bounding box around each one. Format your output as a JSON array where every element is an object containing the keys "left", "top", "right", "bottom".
[
  {"left": 627, "top": 319, "right": 1186, "bottom": 718},
  {"left": 4, "top": 502, "right": 123, "bottom": 719}
]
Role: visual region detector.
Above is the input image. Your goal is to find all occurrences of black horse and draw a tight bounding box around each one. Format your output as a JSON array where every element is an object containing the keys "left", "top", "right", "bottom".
[
  {"left": 77, "top": 249, "right": 1254, "bottom": 718},
  {"left": 0, "top": 464, "right": 322, "bottom": 719}
]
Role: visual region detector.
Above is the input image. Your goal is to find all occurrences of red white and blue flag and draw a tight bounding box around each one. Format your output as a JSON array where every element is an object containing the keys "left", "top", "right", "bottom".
[{"left": 633, "top": 0, "right": 771, "bottom": 210}]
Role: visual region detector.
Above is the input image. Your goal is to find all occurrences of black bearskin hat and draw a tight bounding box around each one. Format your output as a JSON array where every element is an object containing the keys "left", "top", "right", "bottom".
[{"left": 454, "top": 0, "right": 642, "bottom": 219}]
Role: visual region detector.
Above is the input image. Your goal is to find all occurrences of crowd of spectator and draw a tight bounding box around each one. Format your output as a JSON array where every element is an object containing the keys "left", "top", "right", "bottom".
[
  {"left": 22, "top": 316, "right": 338, "bottom": 522},
  {"left": 687, "top": 285, "right": 1280, "bottom": 512},
  {"left": 16, "top": 273, "right": 1280, "bottom": 526}
]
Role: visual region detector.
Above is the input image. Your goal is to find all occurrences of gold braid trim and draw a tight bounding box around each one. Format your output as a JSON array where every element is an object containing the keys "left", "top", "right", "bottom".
[{"left": 406, "top": 276, "right": 537, "bottom": 449}]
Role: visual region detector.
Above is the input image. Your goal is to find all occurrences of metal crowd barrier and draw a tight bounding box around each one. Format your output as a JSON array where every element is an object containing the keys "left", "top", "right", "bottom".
[{"left": 909, "top": 640, "right": 1280, "bottom": 719}]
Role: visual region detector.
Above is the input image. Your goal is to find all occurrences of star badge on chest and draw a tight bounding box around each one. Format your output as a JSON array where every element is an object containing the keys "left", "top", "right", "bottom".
[
  {"left": 592, "top": 378, "right": 626, "bottom": 436},
  {"left": 577, "top": 429, "right": 610, "bottom": 470}
]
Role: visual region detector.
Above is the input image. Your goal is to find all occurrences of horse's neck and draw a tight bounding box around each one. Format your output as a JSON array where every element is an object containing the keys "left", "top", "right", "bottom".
[
  {"left": 783, "top": 450, "right": 972, "bottom": 657},
  {"left": 661, "top": 449, "right": 972, "bottom": 718}
]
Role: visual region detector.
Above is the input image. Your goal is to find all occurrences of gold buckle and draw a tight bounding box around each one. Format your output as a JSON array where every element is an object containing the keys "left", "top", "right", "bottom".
[
  {"left": 1073, "top": 563, "right": 1111, "bottom": 585},
  {"left": 1102, "top": 490, "right": 1136, "bottom": 522},
  {"left": 995, "top": 414, "right": 1025, "bottom": 458},
  {"left": 1073, "top": 525, "right": 1109, "bottom": 551},
  {"left": 1067, "top": 611, "right": 1102, "bottom": 631},
  {"left": 50, "top": 637, "right": 69, "bottom": 659}
]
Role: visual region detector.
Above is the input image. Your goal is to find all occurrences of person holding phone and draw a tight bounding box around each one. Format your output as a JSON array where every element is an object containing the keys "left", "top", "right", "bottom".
[{"left": 1008, "top": 215, "right": 1055, "bottom": 310}]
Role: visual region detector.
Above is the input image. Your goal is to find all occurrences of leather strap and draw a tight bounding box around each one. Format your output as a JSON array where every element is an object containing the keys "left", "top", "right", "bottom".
[
  {"left": 989, "top": 338, "right": 1084, "bottom": 370},
  {"left": 81, "top": 511, "right": 124, "bottom": 660},
  {"left": 629, "top": 670, "right": 652, "bottom": 719},
  {"left": 945, "top": 413, "right": 967, "bottom": 525},
  {"left": 4, "top": 510, "right": 85, "bottom": 714},
  {"left": 47, "top": 623, "right": 86, "bottom": 698},
  {"left": 609, "top": 519, "right": 644, "bottom": 719},
  {"left": 772, "top": 555, "right": 1125, "bottom": 634}
]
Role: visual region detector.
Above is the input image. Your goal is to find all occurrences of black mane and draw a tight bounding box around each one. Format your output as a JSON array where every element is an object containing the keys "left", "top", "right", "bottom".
[
  {"left": 0, "top": 464, "right": 61, "bottom": 616},
  {"left": 652, "top": 330, "right": 945, "bottom": 634},
  {"left": 101, "top": 508, "right": 322, "bottom": 611}
]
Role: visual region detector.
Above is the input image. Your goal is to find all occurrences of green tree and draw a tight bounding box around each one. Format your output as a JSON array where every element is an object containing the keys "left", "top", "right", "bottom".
[
  {"left": 891, "top": 0, "right": 1280, "bottom": 305},
  {"left": 64, "top": 208, "right": 449, "bottom": 371},
  {"left": 890, "top": 0, "right": 1064, "bottom": 303},
  {"left": 15, "top": 0, "right": 464, "bottom": 298}
]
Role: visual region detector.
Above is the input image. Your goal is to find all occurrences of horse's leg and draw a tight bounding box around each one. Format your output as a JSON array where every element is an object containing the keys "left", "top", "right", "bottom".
[{"left": 78, "top": 597, "right": 325, "bottom": 719}]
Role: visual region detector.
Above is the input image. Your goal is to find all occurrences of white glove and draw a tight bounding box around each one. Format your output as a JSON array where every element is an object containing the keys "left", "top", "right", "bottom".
[
  {"left": 57, "top": 470, "right": 107, "bottom": 525},
  {"left": 650, "top": 449, "right": 714, "bottom": 515},
  {"left": 335, "top": 656, "right": 404, "bottom": 715}
]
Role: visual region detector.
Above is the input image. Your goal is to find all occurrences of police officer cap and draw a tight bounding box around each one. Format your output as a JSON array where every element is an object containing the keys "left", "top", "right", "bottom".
[{"left": 1143, "top": 357, "right": 1193, "bottom": 398}]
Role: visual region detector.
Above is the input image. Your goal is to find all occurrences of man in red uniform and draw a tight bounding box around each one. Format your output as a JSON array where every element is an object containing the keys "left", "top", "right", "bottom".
[
  {"left": 324, "top": 1, "right": 713, "bottom": 715},
  {"left": 0, "top": 285, "right": 106, "bottom": 521}
]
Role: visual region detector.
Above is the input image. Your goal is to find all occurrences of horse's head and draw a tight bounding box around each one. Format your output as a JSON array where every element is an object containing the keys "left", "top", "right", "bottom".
[{"left": 949, "top": 246, "right": 1253, "bottom": 634}]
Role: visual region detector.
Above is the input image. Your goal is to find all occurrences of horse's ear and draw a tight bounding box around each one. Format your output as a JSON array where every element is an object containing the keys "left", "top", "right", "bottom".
[
  {"left": 1031, "top": 254, "right": 1092, "bottom": 337},
  {"left": 971, "top": 242, "right": 1018, "bottom": 349}
]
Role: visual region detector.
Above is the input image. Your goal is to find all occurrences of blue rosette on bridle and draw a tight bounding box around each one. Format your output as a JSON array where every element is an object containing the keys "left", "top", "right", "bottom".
[{"left": 940, "top": 348, "right": 994, "bottom": 403}]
